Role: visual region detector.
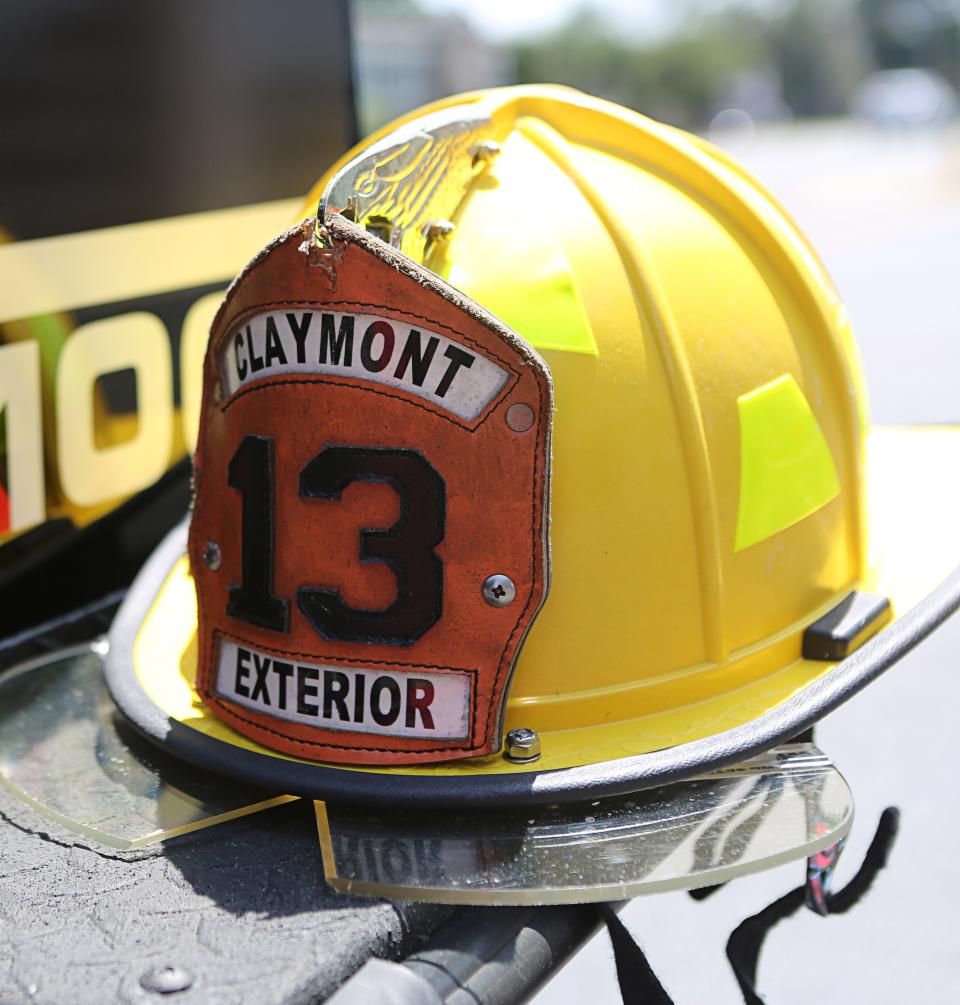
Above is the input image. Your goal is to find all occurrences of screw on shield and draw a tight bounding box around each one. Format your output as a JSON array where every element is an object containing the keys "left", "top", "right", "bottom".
[
  {"left": 203, "top": 540, "right": 221, "bottom": 571},
  {"left": 506, "top": 402, "right": 535, "bottom": 432},
  {"left": 482, "top": 574, "right": 516, "bottom": 607}
]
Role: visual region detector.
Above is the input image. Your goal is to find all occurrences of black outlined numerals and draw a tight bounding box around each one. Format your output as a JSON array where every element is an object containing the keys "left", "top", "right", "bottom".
[{"left": 227, "top": 437, "right": 445, "bottom": 646}]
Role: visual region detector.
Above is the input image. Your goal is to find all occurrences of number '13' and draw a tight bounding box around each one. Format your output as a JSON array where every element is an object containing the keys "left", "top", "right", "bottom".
[{"left": 225, "top": 435, "right": 445, "bottom": 646}]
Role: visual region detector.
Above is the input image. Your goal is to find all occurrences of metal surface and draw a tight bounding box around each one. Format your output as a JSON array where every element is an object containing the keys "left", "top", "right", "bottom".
[
  {"left": 0, "top": 643, "right": 295, "bottom": 849},
  {"left": 327, "top": 959, "right": 443, "bottom": 1005},
  {"left": 471, "top": 140, "right": 502, "bottom": 166},
  {"left": 0, "top": 787, "right": 452, "bottom": 1005},
  {"left": 505, "top": 403, "right": 535, "bottom": 432},
  {"left": 319, "top": 102, "right": 507, "bottom": 264},
  {"left": 330, "top": 906, "right": 603, "bottom": 1005},
  {"left": 139, "top": 965, "right": 195, "bottom": 994},
  {"left": 0, "top": 595, "right": 455, "bottom": 1005},
  {"left": 482, "top": 574, "right": 517, "bottom": 608},
  {"left": 504, "top": 727, "right": 542, "bottom": 763},
  {"left": 316, "top": 744, "right": 853, "bottom": 906},
  {"left": 423, "top": 219, "right": 456, "bottom": 242},
  {"left": 405, "top": 906, "right": 602, "bottom": 1005},
  {"left": 202, "top": 540, "right": 221, "bottom": 571}
]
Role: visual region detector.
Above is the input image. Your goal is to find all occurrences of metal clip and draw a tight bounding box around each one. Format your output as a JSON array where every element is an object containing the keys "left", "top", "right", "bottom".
[
  {"left": 806, "top": 834, "right": 846, "bottom": 915},
  {"left": 317, "top": 102, "right": 507, "bottom": 265}
]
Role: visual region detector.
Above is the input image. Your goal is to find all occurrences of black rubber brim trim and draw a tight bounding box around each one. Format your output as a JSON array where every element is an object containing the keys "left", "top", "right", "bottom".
[{"left": 106, "top": 520, "right": 960, "bottom": 808}]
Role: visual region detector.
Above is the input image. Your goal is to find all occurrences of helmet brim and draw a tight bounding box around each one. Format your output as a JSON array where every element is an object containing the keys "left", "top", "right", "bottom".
[{"left": 105, "top": 424, "right": 960, "bottom": 807}]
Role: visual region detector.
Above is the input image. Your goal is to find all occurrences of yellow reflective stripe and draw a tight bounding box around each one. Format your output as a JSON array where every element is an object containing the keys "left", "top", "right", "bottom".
[
  {"left": 0, "top": 199, "right": 298, "bottom": 325},
  {"left": 441, "top": 128, "right": 598, "bottom": 355},
  {"left": 449, "top": 244, "right": 597, "bottom": 356},
  {"left": 735, "top": 374, "right": 840, "bottom": 551}
]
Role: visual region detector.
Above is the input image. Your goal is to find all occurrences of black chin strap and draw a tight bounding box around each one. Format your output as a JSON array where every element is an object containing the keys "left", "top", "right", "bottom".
[
  {"left": 725, "top": 807, "right": 900, "bottom": 1004},
  {"left": 596, "top": 903, "right": 675, "bottom": 1004},
  {"left": 595, "top": 808, "right": 900, "bottom": 1005}
]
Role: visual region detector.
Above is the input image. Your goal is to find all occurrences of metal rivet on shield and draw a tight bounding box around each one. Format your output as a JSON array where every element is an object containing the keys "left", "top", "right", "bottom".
[
  {"left": 203, "top": 540, "right": 221, "bottom": 571},
  {"left": 139, "top": 965, "right": 195, "bottom": 994},
  {"left": 471, "top": 140, "right": 501, "bottom": 167},
  {"left": 482, "top": 574, "right": 516, "bottom": 607},
  {"left": 506, "top": 402, "right": 535, "bottom": 433},
  {"left": 504, "top": 727, "right": 541, "bottom": 763},
  {"left": 423, "top": 219, "right": 456, "bottom": 243}
]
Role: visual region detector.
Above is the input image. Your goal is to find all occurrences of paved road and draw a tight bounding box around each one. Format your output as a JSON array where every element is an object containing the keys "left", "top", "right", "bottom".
[{"left": 534, "top": 122, "right": 960, "bottom": 1005}]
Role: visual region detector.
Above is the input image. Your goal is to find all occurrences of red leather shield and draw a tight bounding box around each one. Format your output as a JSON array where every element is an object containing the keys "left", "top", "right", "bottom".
[{"left": 188, "top": 216, "right": 552, "bottom": 765}]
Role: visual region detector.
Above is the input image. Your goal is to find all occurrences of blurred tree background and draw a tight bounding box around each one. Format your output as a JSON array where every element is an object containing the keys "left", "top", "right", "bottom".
[
  {"left": 514, "top": 0, "right": 960, "bottom": 128},
  {"left": 355, "top": 0, "right": 960, "bottom": 131}
]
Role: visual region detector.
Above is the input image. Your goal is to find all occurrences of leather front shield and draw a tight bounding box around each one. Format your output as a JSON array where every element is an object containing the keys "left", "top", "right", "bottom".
[{"left": 188, "top": 216, "right": 552, "bottom": 765}]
